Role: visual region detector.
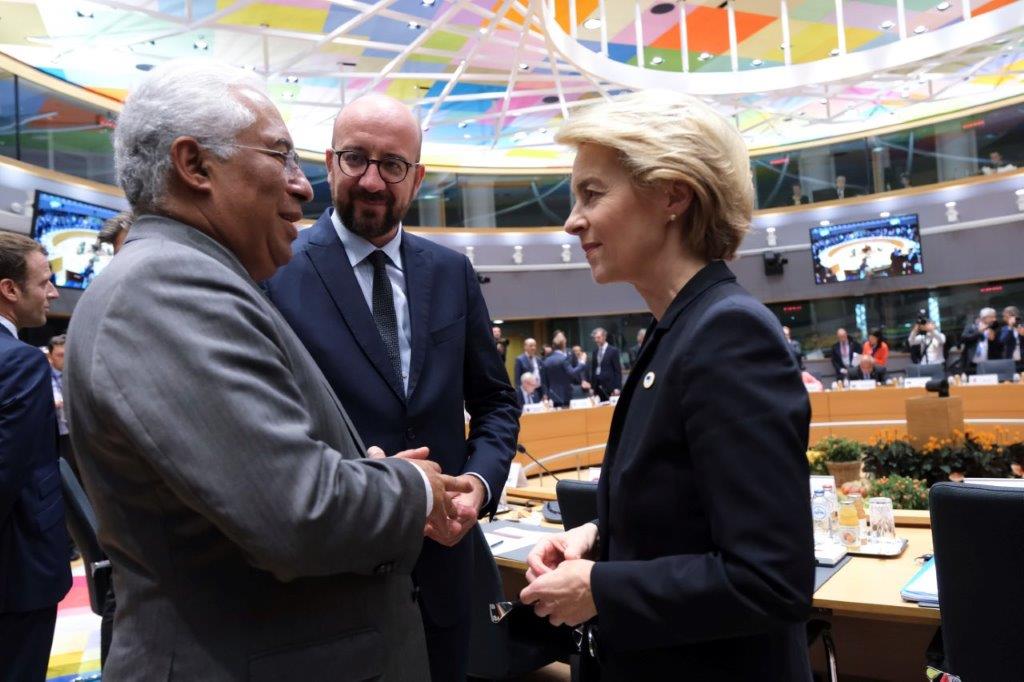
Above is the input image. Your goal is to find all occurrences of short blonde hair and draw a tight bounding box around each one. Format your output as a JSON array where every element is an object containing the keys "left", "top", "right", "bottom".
[{"left": 556, "top": 90, "right": 753, "bottom": 260}]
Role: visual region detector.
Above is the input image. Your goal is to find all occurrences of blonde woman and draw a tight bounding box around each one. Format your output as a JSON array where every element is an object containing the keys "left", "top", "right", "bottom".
[{"left": 521, "top": 92, "right": 814, "bottom": 680}]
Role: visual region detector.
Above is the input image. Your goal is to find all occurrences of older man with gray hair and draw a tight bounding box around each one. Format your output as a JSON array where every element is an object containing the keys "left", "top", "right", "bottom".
[
  {"left": 64, "top": 60, "right": 466, "bottom": 680},
  {"left": 961, "top": 306, "right": 1002, "bottom": 374}
]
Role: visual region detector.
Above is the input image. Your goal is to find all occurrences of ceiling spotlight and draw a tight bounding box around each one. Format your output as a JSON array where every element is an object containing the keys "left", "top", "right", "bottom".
[
  {"left": 538, "top": 128, "right": 548, "bottom": 134},
  {"left": 880, "top": 20, "right": 895, "bottom": 30},
  {"left": 193, "top": 38, "right": 209, "bottom": 50},
  {"left": 913, "top": 25, "right": 927, "bottom": 34},
  {"left": 880, "top": 211, "right": 891, "bottom": 218},
  {"left": 945, "top": 201, "right": 959, "bottom": 222},
  {"left": 1015, "top": 188, "right": 1024, "bottom": 211},
  {"left": 751, "top": 58, "right": 763, "bottom": 67},
  {"left": 818, "top": 97, "right": 828, "bottom": 104},
  {"left": 561, "top": 243, "right": 572, "bottom": 263},
  {"left": 76, "top": 9, "right": 95, "bottom": 19},
  {"left": 421, "top": 0, "right": 436, "bottom": 5},
  {"left": 135, "top": 63, "right": 154, "bottom": 71},
  {"left": 285, "top": 75, "right": 299, "bottom": 83},
  {"left": 408, "top": 21, "right": 422, "bottom": 29},
  {"left": 463, "top": 133, "right": 471, "bottom": 139},
  {"left": 650, "top": 2, "right": 675, "bottom": 14},
  {"left": 650, "top": 56, "right": 664, "bottom": 65},
  {"left": 583, "top": 18, "right": 603, "bottom": 30},
  {"left": 512, "top": 245, "right": 524, "bottom": 265},
  {"left": 829, "top": 48, "right": 840, "bottom": 57},
  {"left": 936, "top": 1, "right": 951, "bottom": 10},
  {"left": 518, "top": 62, "right": 529, "bottom": 71},
  {"left": 819, "top": 219, "right": 830, "bottom": 227},
  {"left": 698, "top": 52, "right": 712, "bottom": 62},
  {"left": 994, "top": 37, "right": 1009, "bottom": 45}
]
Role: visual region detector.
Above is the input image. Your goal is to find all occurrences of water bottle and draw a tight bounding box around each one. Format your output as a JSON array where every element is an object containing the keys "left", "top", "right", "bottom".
[{"left": 811, "top": 490, "right": 831, "bottom": 544}]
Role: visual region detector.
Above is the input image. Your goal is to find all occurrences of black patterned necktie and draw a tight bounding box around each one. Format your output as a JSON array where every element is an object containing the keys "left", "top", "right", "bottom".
[{"left": 367, "top": 250, "right": 403, "bottom": 391}]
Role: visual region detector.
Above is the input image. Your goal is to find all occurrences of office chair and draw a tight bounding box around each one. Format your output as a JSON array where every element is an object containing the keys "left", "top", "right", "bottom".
[
  {"left": 466, "top": 528, "right": 570, "bottom": 680},
  {"left": 929, "top": 482, "right": 1024, "bottom": 680},
  {"left": 905, "top": 363, "right": 946, "bottom": 380},
  {"left": 976, "top": 358, "right": 1016, "bottom": 382},
  {"left": 555, "top": 479, "right": 598, "bottom": 531},
  {"left": 59, "top": 458, "right": 114, "bottom": 669}
]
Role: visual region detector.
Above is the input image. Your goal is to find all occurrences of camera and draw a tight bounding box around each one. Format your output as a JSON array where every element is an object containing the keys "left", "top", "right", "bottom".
[{"left": 916, "top": 308, "right": 928, "bottom": 326}]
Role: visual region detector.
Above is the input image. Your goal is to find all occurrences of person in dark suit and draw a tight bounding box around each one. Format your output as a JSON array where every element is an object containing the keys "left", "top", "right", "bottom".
[
  {"left": 848, "top": 355, "right": 886, "bottom": 383},
  {"left": 830, "top": 328, "right": 856, "bottom": 380},
  {"left": 782, "top": 325, "right": 805, "bottom": 370},
  {"left": 266, "top": 93, "right": 519, "bottom": 681},
  {"left": 514, "top": 337, "right": 545, "bottom": 400},
  {"left": 812, "top": 174, "right": 862, "bottom": 202},
  {"left": 520, "top": 91, "right": 814, "bottom": 680},
  {"left": 587, "top": 327, "right": 622, "bottom": 401},
  {"left": 997, "top": 306, "right": 1020, "bottom": 363},
  {"left": 541, "top": 331, "right": 588, "bottom": 408},
  {"left": 627, "top": 328, "right": 646, "bottom": 369},
  {"left": 960, "top": 307, "right": 1002, "bottom": 374},
  {"left": 790, "top": 182, "right": 809, "bottom": 206},
  {"left": 0, "top": 232, "right": 71, "bottom": 681},
  {"left": 517, "top": 372, "right": 543, "bottom": 408}
]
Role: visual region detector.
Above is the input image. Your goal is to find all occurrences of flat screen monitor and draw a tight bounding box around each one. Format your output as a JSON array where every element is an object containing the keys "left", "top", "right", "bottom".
[
  {"left": 31, "top": 190, "right": 120, "bottom": 290},
  {"left": 809, "top": 213, "right": 923, "bottom": 285}
]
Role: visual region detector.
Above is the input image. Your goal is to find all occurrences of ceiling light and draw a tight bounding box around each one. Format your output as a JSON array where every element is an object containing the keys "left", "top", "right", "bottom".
[
  {"left": 779, "top": 43, "right": 788, "bottom": 51},
  {"left": 880, "top": 20, "right": 895, "bottom": 30},
  {"left": 463, "top": 134, "right": 471, "bottom": 139},
  {"left": 135, "top": 63, "right": 154, "bottom": 71},
  {"left": 936, "top": 1, "right": 951, "bottom": 10},
  {"left": 944, "top": 201, "right": 957, "bottom": 208},
  {"left": 493, "top": 319, "right": 504, "bottom": 325},
  {"left": 421, "top": 0, "right": 436, "bottom": 5},
  {"left": 650, "top": 56, "right": 664, "bottom": 65},
  {"left": 698, "top": 52, "right": 712, "bottom": 62},
  {"left": 193, "top": 38, "right": 209, "bottom": 50},
  {"left": 819, "top": 220, "right": 830, "bottom": 226},
  {"left": 583, "top": 18, "right": 603, "bottom": 30},
  {"left": 994, "top": 37, "right": 1009, "bottom": 45},
  {"left": 751, "top": 58, "right": 763, "bottom": 67},
  {"left": 880, "top": 211, "right": 891, "bottom": 218},
  {"left": 829, "top": 48, "right": 840, "bottom": 57},
  {"left": 913, "top": 25, "right": 927, "bottom": 34},
  {"left": 650, "top": 3, "right": 675, "bottom": 14},
  {"left": 76, "top": 9, "right": 95, "bottom": 19},
  {"left": 285, "top": 76, "right": 299, "bottom": 83},
  {"left": 408, "top": 21, "right": 422, "bottom": 29},
  {"left": 518, "top": 62, "right": 529, "bottom": 71},
  {"left": 818, "top": 97, "right": 828, "bottom": 104},
  {"left": 538, "top": 128, "right": 548, "bottom": 134}
]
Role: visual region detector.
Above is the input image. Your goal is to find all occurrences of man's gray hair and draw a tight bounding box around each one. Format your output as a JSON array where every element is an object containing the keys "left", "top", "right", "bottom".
[
  {"left": 980, "top": 307, "right": 996, "bottom": 318},
  {"left": 114, "top": 59, "right": 265, "bottom": 213}
]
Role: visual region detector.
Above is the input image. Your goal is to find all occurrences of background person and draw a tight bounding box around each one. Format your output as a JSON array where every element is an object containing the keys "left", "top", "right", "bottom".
[
  {"left": 520, "top": 90, "right": 813, "bottom": 680},
  {"left": 862, "top": 328, "right": 889, "bottom": 368},
  {"left": 909, "top": 318, "right": 946, "bottom": 365}
]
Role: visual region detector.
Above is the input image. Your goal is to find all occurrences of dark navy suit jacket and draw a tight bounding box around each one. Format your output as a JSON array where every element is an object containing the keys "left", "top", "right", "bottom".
[
  {"left": 589, "top": 261, "right": 814, "bottom": 679},
  {"left": 540, "top": 350, "right": 585, "bottom": 406},
  {"left": 266, "top": 211, "right": 519, "bottom": 627},
  {"left": 0, "top": 326, "right": 72, "bottom": 613},
  {"left": 588, "top": 343, "right": 622, "bottom": 396},
  {"left": 514, "top": 352, "right": 545, "bottom": 398}
]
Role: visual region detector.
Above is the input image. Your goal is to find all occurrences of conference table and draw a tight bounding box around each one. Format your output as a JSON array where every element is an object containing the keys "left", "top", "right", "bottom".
[
  {"left": 490, "top": 509, "right": 938, "bottom": 680},
  {"left": 512, "top": 384, "right": 1024, "bottom": 475}
]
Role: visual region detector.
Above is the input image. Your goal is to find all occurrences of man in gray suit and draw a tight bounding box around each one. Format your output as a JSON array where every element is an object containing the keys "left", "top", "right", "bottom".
[{"left": 64, "top": 60, "right": 467, "bottom": 680}]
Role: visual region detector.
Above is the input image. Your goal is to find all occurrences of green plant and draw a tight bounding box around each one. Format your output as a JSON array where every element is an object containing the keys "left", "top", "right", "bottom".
[
  {"left": 806, "top": 449, "right": 829, "bottom": 475},
  {"left": 862, "top": 433, "right": 919, "bottom": 479},
  {"left": 816, "top": 436, "right": 863, "bottom": 463},
  {"left": 868, "top": 475, "right": 929, "bottom": 510}
]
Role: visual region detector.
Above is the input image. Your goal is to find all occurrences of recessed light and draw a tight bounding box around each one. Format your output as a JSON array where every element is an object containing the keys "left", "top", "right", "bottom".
[
  {"left": 751, "top": 58, "right": 763, "bottom": 67},
  {"left": 583, "top": 18, "right": 603, "bottom": 30},
  {"left": 650, "top": 3, "right": 675, "bottom": 14},
  {"left": 463, "top": 133, "right": 471, "bottom": 139},
  {"left": 135, "top": 63, "right": 154, "bottom": 71},
  {"left": 421, "top": 0, "right": 436, "bottom": 6},
  {"left": 913, "top": 25, "right": 927, "bottom": 34},
  {"left": 518, "top": 63, "right": 529, "bottom": 71},
  {"left": 408, "top": 21, "right": 422, "bottom": 29},
  {"left": 193, "top": 38, "right": 209, "bottom": 50},
  {"left": 880, "top": 211, "right": 891, "bottom": 218},
  {"left": 945, "top": 201, "right": 957, "bottom": 208},
  {"left": 285, "top": 76, "right": 299, "bottom": 83},
  {"left": 76, "top": 9, "right": 95, "bottom": 19},
  {"left": 818, "top": 97, "right": 828, "bottom": 104},
  {"left": 820, "top": 220, "right": 830, "bottom": 226},
  {"left": 936, "top": 1, "right": 951, "bottom": 10},
  {"left": 650, "top": 56, "right": 664, "bottom": 65},
  {"left": 538, "top": 128, "right": 548, "bottom": 134},
  {"left": 830, "top": 48, "right": 840, "bottom": 57},
  {"left": 880, "top": 20, "right": 895, "bottom": 30},
  {"left": 698, "top": 52, "right": 712, "bottom": 62}
]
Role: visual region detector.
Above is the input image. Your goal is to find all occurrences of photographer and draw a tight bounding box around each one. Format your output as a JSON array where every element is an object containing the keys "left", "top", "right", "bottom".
[
  {"left": 961, "top": 307, "right": 1003, "bottom": 374},
  {"left": 998, "top": 306, "right": 1021, "bottom": 366},
  {"left": 908, "top": 315, "right": 946, "bottom": 365}
]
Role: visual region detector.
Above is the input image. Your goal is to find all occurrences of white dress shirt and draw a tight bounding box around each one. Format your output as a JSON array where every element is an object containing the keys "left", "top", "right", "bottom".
[
  {"left": 0, "top": 314, "right": 16, "bottom": 337},
  {"left": 595, "top": 343, "right": 607, "bottom": 376}
]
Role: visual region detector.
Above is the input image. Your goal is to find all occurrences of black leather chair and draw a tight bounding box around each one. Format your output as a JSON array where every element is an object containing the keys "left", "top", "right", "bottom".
[
  {"left": 555, "top": 479, "right": 598, "bottom": 531},
  {"left": 466, "top": 528, "right": 570, "bottom": 680},
  {"left": 59, "top": 458, "right": 114, "bottom": 668},
  {"left": 906, "top": 363, "right": 946, "bottom": 380},
  {"left": 976, "top": 358, "right": 1016, "bottom": 382},
  {"left": 929, "top": 482, "right": 1024, "bottom": 680}
]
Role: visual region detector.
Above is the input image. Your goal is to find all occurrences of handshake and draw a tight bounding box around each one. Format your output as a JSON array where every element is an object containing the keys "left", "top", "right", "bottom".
[{"left": 367, "top": 446, "right": 483, "bottom": 547}]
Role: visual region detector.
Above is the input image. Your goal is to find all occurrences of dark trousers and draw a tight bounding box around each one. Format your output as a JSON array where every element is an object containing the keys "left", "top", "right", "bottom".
[
  {"left": 0, "top": 606, "right": 58, "bottom": 681},
  {"left": 421, "top": 601, "right": 471, "bottom": 682}
]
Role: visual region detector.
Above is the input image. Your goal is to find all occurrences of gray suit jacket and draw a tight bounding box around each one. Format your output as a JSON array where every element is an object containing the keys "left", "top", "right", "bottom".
[{"left": 65, "top": 216, "right": 430, "bottom": 680}]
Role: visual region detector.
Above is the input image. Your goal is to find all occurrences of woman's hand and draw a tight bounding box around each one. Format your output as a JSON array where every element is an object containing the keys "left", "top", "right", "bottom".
[
  {"left": 525, "top": 522, "right": 598, "bottom": 582},
  {"left": 520, "top": 559, "right": 597, "bottom": 627}
]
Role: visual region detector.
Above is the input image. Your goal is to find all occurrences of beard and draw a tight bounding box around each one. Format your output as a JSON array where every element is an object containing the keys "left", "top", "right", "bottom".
[{"left": 336, "top": 187, "right": 409, "bottom": 241}]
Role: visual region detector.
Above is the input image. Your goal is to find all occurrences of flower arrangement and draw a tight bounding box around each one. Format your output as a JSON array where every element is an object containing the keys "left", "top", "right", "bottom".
[
  {"left": 806, "top": 449, "right": 829, "bottom": 475},
  {"left": 868, "top": 475, "right": 929, "bottom": 511},
  {"left": 815, "top": 436, "right": 863, "bottom": 463},
  {"left": 862, "top": 429, "right": 1016, "bottom": 487}
]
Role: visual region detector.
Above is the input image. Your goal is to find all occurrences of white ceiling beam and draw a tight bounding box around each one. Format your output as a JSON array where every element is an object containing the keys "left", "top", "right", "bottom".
[{"left": 492, "top": 3, "right": 537, "bottom": 147}]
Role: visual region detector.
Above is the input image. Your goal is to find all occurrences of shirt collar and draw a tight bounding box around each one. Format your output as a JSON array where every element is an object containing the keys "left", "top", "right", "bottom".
[
  {"left": 331, "top": 209, "right": 403, "bottom": 270},
  {"left": 0, "top": 314, "right": 16, "bottom": 337}
]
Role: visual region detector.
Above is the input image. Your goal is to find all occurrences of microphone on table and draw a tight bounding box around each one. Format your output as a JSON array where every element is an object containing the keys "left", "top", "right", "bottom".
[
  {"left": 925, "top": 377, "right": 949, "bottom": 398},
  {"left": 516, "top": 444, "right": 560, "bottom": 482}
]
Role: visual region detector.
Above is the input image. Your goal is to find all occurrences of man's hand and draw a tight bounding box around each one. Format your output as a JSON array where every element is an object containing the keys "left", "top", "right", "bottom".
[
  {"left": 580, "top": 380, "right": 591, "bottom": 391},
  {"left": 611, "top": 389, "right": 620, "bottom": 397},
  {"left": 520, "top": 559, "right": 597, "bottom": 627},
  {"left": 426, "top": 474, "right": 486, "bottom": 547},
  {"left": 525, "top": 522, "right": 598, "bottom": 582}
]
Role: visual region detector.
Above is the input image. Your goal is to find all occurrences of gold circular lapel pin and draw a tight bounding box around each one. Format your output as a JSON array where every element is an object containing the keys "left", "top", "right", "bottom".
[{"left": 642, "top": 371, "right": 655, "bottom": 389}]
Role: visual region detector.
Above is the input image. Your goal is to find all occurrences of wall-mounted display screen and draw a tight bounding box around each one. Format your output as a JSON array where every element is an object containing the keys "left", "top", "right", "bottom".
[
  {"left": 810, "top": 214, "right": 923, "bottom": 285},
  {"left": 31, "top": 190, "right": 119, "bottom": 290}
]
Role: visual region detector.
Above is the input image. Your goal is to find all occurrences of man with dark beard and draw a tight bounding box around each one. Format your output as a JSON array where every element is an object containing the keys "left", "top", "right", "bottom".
[{"left": 265, "top": 94, "right": 519, "bottom": 681}]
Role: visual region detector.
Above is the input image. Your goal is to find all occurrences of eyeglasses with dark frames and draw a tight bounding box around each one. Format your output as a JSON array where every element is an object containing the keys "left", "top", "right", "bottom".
[{"left": 332, "top": 149, "right": 417, "bottom": 184}]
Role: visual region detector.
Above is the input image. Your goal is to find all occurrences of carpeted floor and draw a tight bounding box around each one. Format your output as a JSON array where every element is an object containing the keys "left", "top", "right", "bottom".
[{"left": 47, "top": 561, "right": 102, "bottom": 680}]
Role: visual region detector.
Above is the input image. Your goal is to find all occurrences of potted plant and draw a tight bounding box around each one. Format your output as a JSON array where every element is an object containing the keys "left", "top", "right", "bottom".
[
  {"left": 868, "top": 475, "right": 929, "bottom": 510},
  {"left": 816, "top": 436, "right": 863, "bottom": 487}
]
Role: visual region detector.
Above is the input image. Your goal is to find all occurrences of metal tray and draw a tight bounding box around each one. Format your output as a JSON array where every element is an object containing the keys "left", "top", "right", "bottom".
[{"left": 845, "top": 537, "right": 909, "bottom": 557}]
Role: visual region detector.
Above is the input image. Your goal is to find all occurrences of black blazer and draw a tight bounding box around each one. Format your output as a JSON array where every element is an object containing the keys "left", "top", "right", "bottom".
[
  {"left": 541, "top": 350, "right": 586, "bottom": 406},
  {"left": 0, "top": 327, "right": 72, "bottom": 613},
  {"left": 589, "top": 261, "right": 814, "bottom": 679},
  {"left": 588, "top": 344, "right": 622, "bottom": 395},
  {"left": 830, "top": 341, "right": 856, "bottom": 377},
  {"left": 514, "top": 352, "right": 544, "bottom": 395}
]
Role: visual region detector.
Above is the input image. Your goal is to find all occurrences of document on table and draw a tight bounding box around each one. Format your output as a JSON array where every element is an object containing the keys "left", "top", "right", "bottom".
[
  {"left": 900, "top": 557, "right": 938, "bottom": 603},
  {"left": 484, "top": 526, "right": 552, "bottom": 555}
]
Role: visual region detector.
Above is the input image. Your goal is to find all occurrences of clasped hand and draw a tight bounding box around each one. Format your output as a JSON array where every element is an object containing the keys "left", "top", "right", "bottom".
[
  {"left": 520, "top": 522, "right": 599, "bottom": 627},
  {"left": 367, "top": 446, "right": 484, "bottom": 547}
]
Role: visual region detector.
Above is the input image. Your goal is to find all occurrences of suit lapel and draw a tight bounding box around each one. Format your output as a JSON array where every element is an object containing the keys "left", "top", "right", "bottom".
[
  {"left": 401, "top": 234, "right": 434, "bottom": 400},
  {"left": 305, "top": 216, "right": 406, "bottom": 403}
]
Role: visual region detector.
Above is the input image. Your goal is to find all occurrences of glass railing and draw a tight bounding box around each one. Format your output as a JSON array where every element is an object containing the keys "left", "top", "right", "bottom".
[{"left": 3, "top": 59, "right": 1023, "bottom": 226}]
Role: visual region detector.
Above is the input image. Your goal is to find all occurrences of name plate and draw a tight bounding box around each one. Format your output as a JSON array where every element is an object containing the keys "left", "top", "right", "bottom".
[
  {"left": 903, "top": 376, "right": 931, "bottom": 388},
  {"left": 968, "top": 373, "right": 999, "bottom": 385},
  {"left": 522, "top": 403, "right": 546, "bottom": 414},
  {"left": 848, "top": 379, "right": 877, "bottom": 390},
  {"left": 609, "top": 395, "right": 619, "bottom": 406},
  {"left": 569, "top": 398, "right": 595, "bottom": 409},
  {"left": 805, "top": 383, "right": 823, "bottom": 392}
]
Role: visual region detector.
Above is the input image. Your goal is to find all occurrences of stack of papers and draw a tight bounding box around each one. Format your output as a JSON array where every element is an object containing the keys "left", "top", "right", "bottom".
[
  {"left": 900, "top": 557, "right": 938, "bottom": 604},
  {"left": 484, "top": 526, "right": 551, "bottom": 555},
  {"left": 814, "top": 543, "right": 848, "bottom": 567}
]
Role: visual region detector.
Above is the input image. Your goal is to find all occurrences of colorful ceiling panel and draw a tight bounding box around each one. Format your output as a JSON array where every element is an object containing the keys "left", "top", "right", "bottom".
[{"left": 1, "top": 0, "right": 1022, "bottom": 168}]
